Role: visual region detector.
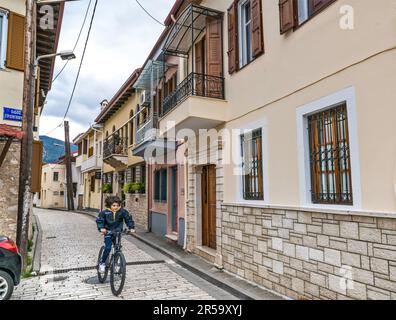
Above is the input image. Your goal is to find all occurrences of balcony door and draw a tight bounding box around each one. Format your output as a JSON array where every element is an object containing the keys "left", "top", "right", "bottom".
[
  {"left": 201, "top": 165, "right": 216, "bottom": 250},
  {"left": 195, "top": 37, "right": 206, "bottom": 96}
]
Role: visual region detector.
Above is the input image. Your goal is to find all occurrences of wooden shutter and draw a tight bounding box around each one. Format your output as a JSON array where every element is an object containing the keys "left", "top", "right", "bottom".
[
  {"left": 195, "top": 39, "right": 204, "bottom": 96},
  {"left": 32, "top": 141, "right": 43, "bottom": 193},
  {"left": 206, "top": 17, "right": 222, "bottom": 77},
  {"left": 6, "top": 12, "right": 25, "bottom": 71},
  {"left": 311, "top": 0, "right": 335, "bottom": 15},
  {"left": 279, "top": 0, "right": 295, "bottom": 34},
  {"left": 251, "top": 0, "right": 264, "bottom": 58},
  {"left": 227, "top": 1, "right": 238, "bottom": 74}
]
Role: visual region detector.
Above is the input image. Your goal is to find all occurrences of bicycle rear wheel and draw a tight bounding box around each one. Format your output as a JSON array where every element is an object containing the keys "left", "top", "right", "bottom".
[
  {"left": 110, "top": 251, "right": 126, "bottom": 296},
  {"left": 97, "top": 246, "right": 109, "bottom": 283}
]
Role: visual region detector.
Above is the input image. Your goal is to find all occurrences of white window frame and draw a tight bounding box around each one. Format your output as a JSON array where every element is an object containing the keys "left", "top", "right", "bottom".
[
  {"left": 235, "top": 118, "right": 270, "bottom": 205},
  {"left": 238, "top": 0, "right": 253, "bottom": 68},
  {"left": 0, "top": 9, "right": 9, "bottom": 69},
  {"left": 296, "top": 86, "right": 362, "bottom": 211}
]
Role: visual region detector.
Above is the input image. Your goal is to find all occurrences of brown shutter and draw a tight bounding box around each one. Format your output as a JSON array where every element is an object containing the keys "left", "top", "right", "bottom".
[
  {"left": 311, "top": 0, "right": 335, "bottom": 15},
  {"left": 227, "top": 1, "right": 238, "bottom": 74},
  {"left": 6, "top": 12, "right": 25, "bottom": 71},
  {"left": 194, "top": 39, "right": 204, "bottom": 96},
  {"left": 206, "top": 17, "right": 222, "bottom": 77},
  {"left": 251, "top": 0, "right": 264, "bottom": 58},
  {"left": 32, "top": 141, "right": 43, "bottom": 193},
  {"left": 279, "top": 0, "right": 295, "bottom": 34}
]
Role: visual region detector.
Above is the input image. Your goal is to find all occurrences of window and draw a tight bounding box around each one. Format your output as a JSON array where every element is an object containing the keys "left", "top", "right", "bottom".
[
  {"left": 0, "top": 10, "right": 8, "bottom": 69},
  {"left": 238, "top": 0, "right": 253, "bottom": 68},
  {"left": 53, "top": 191, "right": 59, "bottom": 196},
  {"left": 44, "top": 173, "right": 47, "bottom": 183},
  {"left": 307, "top": 103, "right": 352, "bottom": 205},
  {"left": 60, "top": 191, "right": 64, "bottom": 196},
  {"left": 53, "top": 172, "right": 59, "bottom": 182},
  {"left": 241, "top": 128, "right": 264, "bottom": 200},
  {"left": 129, "top": 110, "right": 134, "bottom": 146},
  {"left": 228, "top": 0, "right": 264, "bottom": 73},
  {"left": 279, "top": 0, "right": 337, "bottom": 34},
  {"left": 154, "top": 169, "right": 167, "bottom": 202}
]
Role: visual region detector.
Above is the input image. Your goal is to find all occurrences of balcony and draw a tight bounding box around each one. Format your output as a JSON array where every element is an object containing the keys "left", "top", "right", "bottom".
[
  {"left": 81, "top": 156, "right": 102, "bottom": 173},
  {"left": 75, "top": 154, "right": 86, "bottom": 168},
  {"left": 162, "top": 72, "right": 225, "bottom": 117},
  {"left": 136, "top": 118, "right": 156, "bottom": 146},
  {"left": 103, "top": 136, "right": 128, "bottom": 169}
]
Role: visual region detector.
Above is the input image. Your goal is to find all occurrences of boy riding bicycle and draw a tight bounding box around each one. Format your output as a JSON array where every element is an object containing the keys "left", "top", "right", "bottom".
[{"left": 96, "top": 196, "right": 135, "bottom": 272}]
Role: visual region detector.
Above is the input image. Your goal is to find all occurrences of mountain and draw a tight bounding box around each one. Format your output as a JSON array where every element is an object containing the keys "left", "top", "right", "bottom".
[{"left": 40, "top": 136, "right": 78, "bottom": 164}]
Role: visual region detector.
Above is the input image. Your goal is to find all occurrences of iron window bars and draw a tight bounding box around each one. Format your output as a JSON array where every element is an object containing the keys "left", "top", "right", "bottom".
[
  {"left": 241, "top": 128, "right": 264, "bottom": 200},
  {"left": 308, "top": 103, "right": 353, "bottom": 205}
]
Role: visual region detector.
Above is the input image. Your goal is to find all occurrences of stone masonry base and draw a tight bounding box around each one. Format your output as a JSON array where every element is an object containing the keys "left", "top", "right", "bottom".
[
  {"left": 0, "top": 141, "right": 20, "bottom": 239},
  {"left": 221, "top": 205, "right": 396, "bottom": 300},
  {"left": 125, "top": 193, "right": 148, "bottom": 231}
]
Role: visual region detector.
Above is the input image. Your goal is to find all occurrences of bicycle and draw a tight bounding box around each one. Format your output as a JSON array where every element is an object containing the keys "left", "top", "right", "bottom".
[{"left": 97, "top": 229, "right": 130, "bottom": 296}]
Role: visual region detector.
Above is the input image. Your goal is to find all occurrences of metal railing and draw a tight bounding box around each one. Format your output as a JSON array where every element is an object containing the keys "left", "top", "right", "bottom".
[
  {"left": 161, "top": 72, "right": 225, "bottom": 116},
  {"left": 135, "top": 118, "right": 156, "bottom": 145},
  {"left": 103, "top": 136, "right": 128, "bottom": 158}
]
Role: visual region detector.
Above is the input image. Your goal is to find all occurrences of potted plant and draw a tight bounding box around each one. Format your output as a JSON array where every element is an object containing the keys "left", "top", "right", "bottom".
[
  {"left": 102, "top": 183, "right": 112, "bottom": 194},
  {"left": 122, "top": 183, "right": 133, "bottom": 194}
]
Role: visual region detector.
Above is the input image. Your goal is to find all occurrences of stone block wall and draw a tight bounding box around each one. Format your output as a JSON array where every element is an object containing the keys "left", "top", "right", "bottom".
[
  {"left": 0, "top": 141, "right": 20, "bottom": 239},
  {"left": 221, "top": 205, "right": 396, "bottom": 300},
  {"left": 125, "top": 193, "right": 148, "bottom": 231}
]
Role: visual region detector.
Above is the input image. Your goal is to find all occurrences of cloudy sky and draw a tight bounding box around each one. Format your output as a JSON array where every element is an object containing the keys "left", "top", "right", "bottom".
[{"left": 40, "top": 0, "right": 174, "bottom": 141}]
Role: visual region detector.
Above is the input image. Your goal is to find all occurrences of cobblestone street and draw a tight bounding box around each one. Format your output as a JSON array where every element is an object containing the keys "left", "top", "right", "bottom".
[{"left": 12, "top": 208, "right": 237, "bottom": 300}]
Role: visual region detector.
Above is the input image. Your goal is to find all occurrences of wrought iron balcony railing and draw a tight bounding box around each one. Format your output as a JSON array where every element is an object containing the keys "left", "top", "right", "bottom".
[
  {"left": 103, "top": 136, "right": 128, "bottom": 159},
  {"left": 161, "top": 72, "right": 225, "bottom": 117}
]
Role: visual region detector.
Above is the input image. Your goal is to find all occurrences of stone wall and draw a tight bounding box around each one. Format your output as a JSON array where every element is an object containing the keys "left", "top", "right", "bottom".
[
  {"left": 221, "top": 205, "right": 396, "bottom": 300},
  {"left": 0, "top": 141, "right": 20, "bottom": 239},
  {"left": 125, "top": 193, "right": 148, "bottom": 231}
]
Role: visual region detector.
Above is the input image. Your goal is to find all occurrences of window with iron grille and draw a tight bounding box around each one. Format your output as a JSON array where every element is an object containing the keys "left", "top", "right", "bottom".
[
  {"left": 307, "top": 103, "right": 353, "bottom": 205},
  {"left": 154, "top": 169, "right": 167, "bottom": 202},
  {"left": 241, "top": 128, "right": 264, "bottom": 200}
]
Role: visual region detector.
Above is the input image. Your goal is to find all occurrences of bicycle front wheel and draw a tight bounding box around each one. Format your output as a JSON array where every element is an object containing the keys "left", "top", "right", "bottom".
[
  {"left": 97, "top": 246, "right": 109, "bottom": 283},
  {"left": 110, "top": 251, "right": 126, "bottom": 296}
]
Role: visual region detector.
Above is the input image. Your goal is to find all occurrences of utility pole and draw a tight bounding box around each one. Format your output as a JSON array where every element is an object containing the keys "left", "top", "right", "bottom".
[
  {"left": 16, "top": 0, "right": 36, "bottom": 270},
  {"left": 64, "top": 121, "right": 75, "bottom": 211}
]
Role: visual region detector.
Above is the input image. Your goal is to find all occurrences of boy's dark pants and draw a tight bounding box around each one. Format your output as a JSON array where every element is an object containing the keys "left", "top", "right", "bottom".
[{"left": 101, "top": 233, "right": 113, "bottom": 264}]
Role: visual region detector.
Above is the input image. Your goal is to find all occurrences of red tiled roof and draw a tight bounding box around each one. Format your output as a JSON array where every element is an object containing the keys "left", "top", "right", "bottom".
[{"left": 0, "top": 124, "right": 24, "bottom": 140}]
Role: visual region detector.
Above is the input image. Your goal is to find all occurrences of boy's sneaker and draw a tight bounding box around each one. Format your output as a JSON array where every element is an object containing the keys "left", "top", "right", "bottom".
[{"left": 99, "top": 263, "right": 106, "bottom": 273}]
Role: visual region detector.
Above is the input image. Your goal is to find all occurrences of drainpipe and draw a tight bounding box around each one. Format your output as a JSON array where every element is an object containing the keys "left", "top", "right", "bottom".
[{"left": 183, "top": 145, "right": 188, "bottom": 250}]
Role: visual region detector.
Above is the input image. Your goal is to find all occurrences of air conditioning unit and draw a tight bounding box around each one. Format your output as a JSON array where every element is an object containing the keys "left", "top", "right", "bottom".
[{"left": 140, "top": 90, "right": 150, "bottom": 107}]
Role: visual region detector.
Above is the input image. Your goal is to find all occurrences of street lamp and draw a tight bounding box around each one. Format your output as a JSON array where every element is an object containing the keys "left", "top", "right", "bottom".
[{"left": 34, "top": 50, "right": 76, "bottom": 79}]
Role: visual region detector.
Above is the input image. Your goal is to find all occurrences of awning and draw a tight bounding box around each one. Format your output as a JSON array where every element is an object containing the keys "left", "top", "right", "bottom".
[
  {"left": 163, "top": 4, "right": 223, "bottom": 57},
  {"left": 133, "top": 59, "right": 175, "bottom": 91},
  {"left": 0, "top": 124, "right": 24, "bottom": 140}
]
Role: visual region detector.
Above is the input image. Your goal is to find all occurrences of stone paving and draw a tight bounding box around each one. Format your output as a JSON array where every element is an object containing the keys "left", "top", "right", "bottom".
[{"left": 12, "top": 208, "right": 237, "bottom": 300}]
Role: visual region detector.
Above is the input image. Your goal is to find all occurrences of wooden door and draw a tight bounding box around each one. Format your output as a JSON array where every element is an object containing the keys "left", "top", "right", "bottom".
[
  {"left": 202, "top": 165, "right": 216, "bottom": 249},
  {"left": 78, "top": 195, "right": 84, "bottom": 210},
  {"left": 194, "top": 37, "right": 205, "bottom": 96}
]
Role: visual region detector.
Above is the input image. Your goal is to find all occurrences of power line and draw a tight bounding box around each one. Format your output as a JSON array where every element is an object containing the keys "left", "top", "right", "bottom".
[
  {"left": 135, "top": 0, "right": 165, "bottom": 26},
  {"left": 45, "top": 0, "right": 99, "bottom": 136},
  {"left": 52, "top": 0, "right": 92, "bottom": 83}
]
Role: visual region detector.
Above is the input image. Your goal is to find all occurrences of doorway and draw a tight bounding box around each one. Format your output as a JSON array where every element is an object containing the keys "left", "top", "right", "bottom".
[
  {"left": 201, "top": 165, "right": 216, "bottom": 249},
  {"left": 170, "top": 166, "right": 178, "bottom": 233}
]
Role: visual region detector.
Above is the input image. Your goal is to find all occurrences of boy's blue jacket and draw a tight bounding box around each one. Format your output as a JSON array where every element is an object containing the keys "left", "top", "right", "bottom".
[{"left": 96, "top": 208, "right": 135, "bottom": 232}]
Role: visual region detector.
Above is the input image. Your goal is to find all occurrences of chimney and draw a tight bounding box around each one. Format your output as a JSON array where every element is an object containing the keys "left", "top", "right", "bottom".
[{"left": 100, "top": 99, "right": 109, "bottom": 110}]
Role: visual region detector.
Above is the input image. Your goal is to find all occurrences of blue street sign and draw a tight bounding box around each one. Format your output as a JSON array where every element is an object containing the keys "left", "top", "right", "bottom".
[{"left": 3, "top": 107, "right": 22, "bottom": 122}]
